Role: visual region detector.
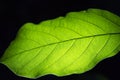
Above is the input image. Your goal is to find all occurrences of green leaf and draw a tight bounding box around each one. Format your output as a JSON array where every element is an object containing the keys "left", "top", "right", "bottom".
[{"left": 0, "top": 8, "right": 120, "bottom": 79}]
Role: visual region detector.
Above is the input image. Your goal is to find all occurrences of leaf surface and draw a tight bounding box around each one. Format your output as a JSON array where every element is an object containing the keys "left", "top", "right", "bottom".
[{"left": 0, "top": 8, "right": 120, "bottom": 78}]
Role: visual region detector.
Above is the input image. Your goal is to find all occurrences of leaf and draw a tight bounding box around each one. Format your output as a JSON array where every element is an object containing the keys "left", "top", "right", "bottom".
[{"left": 0, "top": 8, "right": 120, "bottom": 79}]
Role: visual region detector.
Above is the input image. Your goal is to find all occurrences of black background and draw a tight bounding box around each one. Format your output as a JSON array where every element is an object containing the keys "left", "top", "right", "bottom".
[{"left": 0, "top": 0, "right": 120, "bottom": 80}]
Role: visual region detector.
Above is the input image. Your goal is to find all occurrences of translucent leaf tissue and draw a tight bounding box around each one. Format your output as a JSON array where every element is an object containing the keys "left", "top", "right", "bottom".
[{"left": 0, "top": 8, "right": 120, "bottom": 79}]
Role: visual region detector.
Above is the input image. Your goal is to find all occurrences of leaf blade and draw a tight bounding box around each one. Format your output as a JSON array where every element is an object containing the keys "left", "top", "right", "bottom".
[{"left": 0, "top": 8, "right": 120, "bottom": 78}]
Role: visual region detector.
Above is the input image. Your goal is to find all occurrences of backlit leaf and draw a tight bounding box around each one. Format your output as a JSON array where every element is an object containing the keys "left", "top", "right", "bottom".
[{"left": 0, "top": 8, "right": 120, "bottom": 79}]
